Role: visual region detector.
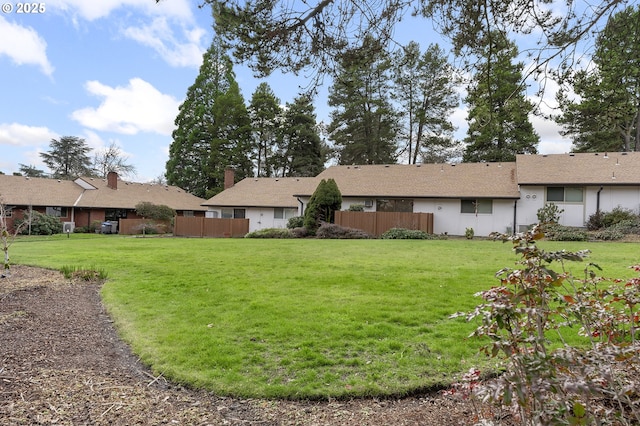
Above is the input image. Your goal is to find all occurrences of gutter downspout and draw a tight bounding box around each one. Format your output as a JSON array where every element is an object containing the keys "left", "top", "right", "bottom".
[
  {"left": 596, "top": 186, "right": 604, "bottom": 213},
  {"left": 513, "top": 199, "right": 517, "bottom": 235},
  {"left": 297, "top": 197, "right": 305, "bottom": 216}
]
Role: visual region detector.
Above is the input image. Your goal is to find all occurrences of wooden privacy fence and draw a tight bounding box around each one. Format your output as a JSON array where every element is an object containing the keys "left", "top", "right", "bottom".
[
  {"left": 119, "top": 219, "right": 171, "bottom": 235},
  {"left": 335, "top": 211, "right": 434, "bottom": 237},
  {"left": 173, "top": 217, "right": 249, "bottom": 238}
]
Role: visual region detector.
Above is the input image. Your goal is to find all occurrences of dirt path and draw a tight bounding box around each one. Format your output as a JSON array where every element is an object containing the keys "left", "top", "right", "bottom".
[{"left": 0, "top": 265, "right": 498, "bottom": 425}]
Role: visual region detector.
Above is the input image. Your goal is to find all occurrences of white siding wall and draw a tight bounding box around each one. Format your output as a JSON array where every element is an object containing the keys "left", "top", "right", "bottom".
[
  {"left": 206, "top": 207, "right": 303, "bottom": 232},
  {"left": 330, "top": 197, "right": 517, "bottom": 237},
  {"left": 519, "top": 185, "right": 640, "bottom": 229},
  {"left": 412, "top": 199, "right": 516, "bottom": 236}
]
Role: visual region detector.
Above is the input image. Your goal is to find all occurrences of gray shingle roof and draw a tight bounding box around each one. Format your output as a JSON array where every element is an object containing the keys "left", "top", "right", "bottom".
[
  {"left": 516, "top": 152, "right": 640, "bottom": 185},
  {"left": 0, "top": 174, "right": 206, "bottom": 211},
  {"left": 312, "top": 163, "right": 520, "bottom": 198},
  {"left": 202, "top": 177, "right": 318, "bottom": 208}
]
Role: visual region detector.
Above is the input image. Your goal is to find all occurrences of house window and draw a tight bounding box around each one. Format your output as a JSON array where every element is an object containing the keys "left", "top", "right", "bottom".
[
  {"left": 274, "top": 208, "right": 297, "bottom": 219},
  {"left": 376, "top": 199, "right": 413, "bottom": 212},
  {"left": 461, "top": 199, "right": 493, "bottom": 214},
  {"left": 222, "top": 208, "right": 246, "bottom": 219},
  {"left": 105, "top": 209, "right": 128, "bottom": 221},
  {"left": 183, "top": 210, "right": 194, "bottom": 217},
  {"left": 546, "top": 187, "right": 583, "bottom": 202},
  {"left": 46, "top": 206, "right": 68, "bottom": 217}
]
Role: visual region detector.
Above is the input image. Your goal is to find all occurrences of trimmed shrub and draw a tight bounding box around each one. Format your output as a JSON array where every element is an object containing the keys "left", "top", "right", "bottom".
[
  {"left": 544, "top": 224, "right": 588, "bottom": 241},
  {"left": 245, "top": 228, "right": 294, "bottom": 238},
  {"left": 286, "top": 216, "right": 304, "bottom": 229},
  {"left": 380, "top": 228, "right": 429, "bottom": 239},
  {"left": 591, "top": 227, "right": 625, "bottom": 241},
  {"left": 15, "top": 211, "right": 62, "bottom": 235},
  {"left": 602, "top": 206, "right": 638, "bottom": 228},
  {"left": 290, "top": 227, "right": 308, "bottom": 238},
  {"left": 315, "top": 223, "right": 370, "bottom": 239},
  {"left": 304, "top": 178, "right": 342, "bottom": 235},
  {"left": 465, "top": 227, "right": 474, "bottom": 239},
  {"left": 537, "top": 202, "right": 563, "bottom": 224},
  {"left": 347, "top": 204, "right": 365, "bottom": 211},
  {"left": 380, "top": 228, "right": 449, "bottom": 240},
  {"left": 586, "top": 211, "right": 605, "bottom": 230}
]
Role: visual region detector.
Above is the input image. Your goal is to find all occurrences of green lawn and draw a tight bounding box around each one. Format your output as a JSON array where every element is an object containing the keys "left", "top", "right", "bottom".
[{"left": 8, "top": 235, "right": 639, "bottom": 399}]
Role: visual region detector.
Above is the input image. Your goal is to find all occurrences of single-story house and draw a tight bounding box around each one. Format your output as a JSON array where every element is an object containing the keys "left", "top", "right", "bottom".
[
  {"left": 203, "top": 152, "right": 640, "bottom": 236},
  {"left": 0, "top": 171, "right": 207, "bottom": 232},
  {"left": 201, "top": 174, "right": 318, "bottom": 228}
]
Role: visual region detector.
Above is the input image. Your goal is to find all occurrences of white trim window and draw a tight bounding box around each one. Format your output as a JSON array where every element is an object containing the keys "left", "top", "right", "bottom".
[
  {"left": 546, "top": 187, "right": 584, "bottom": 203},
  {"left": 222, "top": 208, "right": 246, "bottom": 219},
  {"left": 461, "top": 199, "right": 493, "bottom": 214},
  {"left": 274, "top": 208, "right": 297, "bottom": 219}
]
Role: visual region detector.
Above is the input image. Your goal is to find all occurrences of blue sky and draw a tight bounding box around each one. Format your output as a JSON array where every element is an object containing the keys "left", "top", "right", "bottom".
[{"left": 0, "top": 1, "right": 571, "bottom": 182}]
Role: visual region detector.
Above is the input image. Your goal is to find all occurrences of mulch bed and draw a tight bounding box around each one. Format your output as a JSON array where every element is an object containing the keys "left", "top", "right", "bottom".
[{"left": 1, "top": 265, "right": 502, "bottom": 425}]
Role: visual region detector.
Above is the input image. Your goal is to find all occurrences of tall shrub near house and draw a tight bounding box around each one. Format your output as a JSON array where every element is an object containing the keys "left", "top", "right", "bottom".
[
  {"left": 303, "top": 178, "right": 342, "bottom": 235},
  {"left": 135, "top": 202, "right": 176, "bottom": 235}
]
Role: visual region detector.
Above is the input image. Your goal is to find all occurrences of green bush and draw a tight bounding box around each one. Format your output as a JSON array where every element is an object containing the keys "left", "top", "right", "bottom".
[
  {"left": 135, "top": 201, "right": 176, "bottom": 221},
  {"left": 245, "top": 228, "right": 294, "bottom": 238},
  {"left": 465, "top": 227, "right": 474, "bottom": 239},
  {"left": 347, "top": 204, "right": 365, "bottom": 211},
  {"left": 286, "top": 216, "right": 304, "bottom": 229},
  {"left": 15, "top": 211, "right": 62, "bottom": 235},
  {"left": 602, "top": 206, "right": 638, "bottom": 228},
  {"left": 591, "top": 227, "right": 625, "bottom": 241},
  {"left": 544, "top": 224, "right": 588, "bottom": 241},
  {"left": 380, "top": 228, "right": 429, "bottom": 239},
  {"left": 304, "top": 178, "right": 342, "bottom": 235},
  {"left": 586, "top": 211, "right": 605, "bottom": 230},
  {"left": 315, "top": 223, "right": 370, "bottom": 239},
  {"left": 537, "top": 202, "right": 564, "bottom": 224}
]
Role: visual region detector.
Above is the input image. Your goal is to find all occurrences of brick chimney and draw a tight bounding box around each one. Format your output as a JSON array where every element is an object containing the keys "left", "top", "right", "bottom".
[
  {"left": 107, "top": 171, "right": 118, "bottom": 189},
  {"left": 224, "top": 167, "right": 235, "bottom": 190}
]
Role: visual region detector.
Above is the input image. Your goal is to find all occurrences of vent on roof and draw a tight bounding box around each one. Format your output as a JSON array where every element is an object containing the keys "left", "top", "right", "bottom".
[
  {"left": 622, "top": 152, "right": 628, "bottom": 155},
  {"left": 569, "top": 153, "right": 575, "bottom": 156}
]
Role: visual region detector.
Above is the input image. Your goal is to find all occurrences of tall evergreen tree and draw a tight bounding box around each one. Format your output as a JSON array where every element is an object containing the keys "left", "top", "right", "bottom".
[
  {"left": 201, "top": 0, "right": 626, "bottom": 97},
  {"left": 392, "top": 41, "right": 460, "bottom": 164},
  {"left": 40, "top": 136, "right": 94, "bottom": 179},
  {"left": 303, "top": 178, "right": 342, "bottom": 235},
  {"left": 166, "top": 39, "right": 251, "bottom": 198},
  {"left": 281, "top": 94, "right": 325, "bottom": 177},
  {"left": 463, "top": 33, "right": 539, "bottom": 162},
  {"left": 248, "top": 82, "right": 283, "bottom": 177},
  {"left": 556, "top": 5, "right": 640, "bottom": 153},
  {"left": 18, "top": 164, "right": 47, "bottom": 178},
  {"left": 328, "top": 36, "right": 399, "bottom": 165}
]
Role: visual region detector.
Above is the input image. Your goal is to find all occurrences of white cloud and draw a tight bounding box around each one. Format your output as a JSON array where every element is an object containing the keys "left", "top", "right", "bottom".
[
  {"left": 46, "top": 0, "right": 194, "bottom": 22},
  {"left": 0, "top": 17, "right": 54, "bottom": 75},
  {"left": 123, "top": 17, "right": 207, "bottom": 67},
  {"left": 71, "top": 78, "right": 180, "bottom": 136},
  {"left": 0, "top": 123, "right": 58, "bottom": 147}
]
